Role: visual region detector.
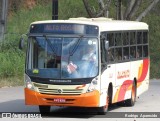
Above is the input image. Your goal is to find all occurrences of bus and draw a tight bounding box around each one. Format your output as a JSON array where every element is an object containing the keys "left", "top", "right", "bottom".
[{"left": 20, "top": 17, "right": 150, "bottom": 114}]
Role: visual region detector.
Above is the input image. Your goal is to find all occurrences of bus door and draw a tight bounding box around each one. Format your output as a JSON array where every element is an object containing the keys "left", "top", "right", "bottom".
[
  {"left": 100, "top": 47, "right": 116, "bottom": 105},
  {"left": 100, "top": 63, "right": 116, "bottom": 106}
]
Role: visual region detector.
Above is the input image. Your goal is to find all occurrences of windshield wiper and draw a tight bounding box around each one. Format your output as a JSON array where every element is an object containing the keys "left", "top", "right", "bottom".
[
  {"left": 69, "top": 35, "right": 83, "bottom": 56},
  {"left": 43, "top": 35, "right": 57, "bottom": 56},
  {"left": 43, "top": 35, "right": 57, "bottom": 67}
]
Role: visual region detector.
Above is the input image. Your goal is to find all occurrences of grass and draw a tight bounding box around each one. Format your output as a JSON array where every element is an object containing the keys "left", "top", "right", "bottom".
[
  {"left": 143, "top": 12, "right": 160, "bottom": 78},
  {"left": 0, "top": 0, "right": 88, "bottom": 87},
  {"left": 0, "top": 77, "right": 24, "bottom": 88},
  {"left": 7, "top": 2, "right": 52, "bottom": 33},
  {"left": 0, "top": 2, "right": 52, "bottom": 87}
]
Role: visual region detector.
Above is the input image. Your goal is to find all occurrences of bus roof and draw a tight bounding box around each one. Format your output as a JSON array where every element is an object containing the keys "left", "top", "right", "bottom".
[{"left": 31, "top": 17, "right": 148, "bottom": 31}]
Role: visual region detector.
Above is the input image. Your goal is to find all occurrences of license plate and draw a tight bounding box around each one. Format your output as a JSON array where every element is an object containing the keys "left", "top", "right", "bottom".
[{"left": 53, "top": 98, "right": 66, "bottom": 103}]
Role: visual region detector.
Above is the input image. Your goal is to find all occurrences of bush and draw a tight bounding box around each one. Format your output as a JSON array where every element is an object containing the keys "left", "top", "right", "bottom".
[{"left": 0, "top": 34, "right": 25, "bottom": 78}]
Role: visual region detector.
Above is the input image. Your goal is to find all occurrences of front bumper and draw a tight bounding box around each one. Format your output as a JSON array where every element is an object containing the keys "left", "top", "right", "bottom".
[{"left": 25, "top": 88, "right": 100, "bottom": 107}]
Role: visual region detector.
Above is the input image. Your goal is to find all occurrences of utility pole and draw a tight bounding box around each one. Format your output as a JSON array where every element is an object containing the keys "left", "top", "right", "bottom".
[
  {"left": 52, "top": 0, "right": 58, "bottom": 20},
  {"left": 0, "top": 0, "right": 8, "bottom": 41},
  {"left": 115, "top": 0, "right": 122, "bottom": 20}
]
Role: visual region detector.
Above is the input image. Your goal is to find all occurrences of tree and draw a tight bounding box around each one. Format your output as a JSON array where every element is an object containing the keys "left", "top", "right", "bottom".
[
  {"left": 0, "top": 0, "right": 8, "bottom": 41},
  {"left": 82, "top": 0, "right": 111, "bottom": 18},
  {"left": 82, "top": 0, "right": 160, "bottom": 21}
]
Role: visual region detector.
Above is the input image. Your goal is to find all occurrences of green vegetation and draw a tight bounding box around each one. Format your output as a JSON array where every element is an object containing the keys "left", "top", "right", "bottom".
[
  {"left": 0, "top": 0, "right": 87, "bottom": 87},
  {"left": 0, "top": 0, "right": 160, "bottom": 87},
  {"left": 144, "top": 13, "right": 160, "bottom": 78}
]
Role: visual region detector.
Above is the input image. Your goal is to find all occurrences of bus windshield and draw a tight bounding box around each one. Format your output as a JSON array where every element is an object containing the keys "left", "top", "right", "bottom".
[{"left": 26, "top": 36, "right": 98, "bottom": 79}]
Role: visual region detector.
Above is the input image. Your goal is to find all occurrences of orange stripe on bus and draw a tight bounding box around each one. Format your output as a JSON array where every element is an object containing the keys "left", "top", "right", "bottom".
[
  {"left": 75, "top": 84, "right": 86, "bottom": 89},
  {"left": 138, "top": 64, "right": 143, "bottom": 80},
  {"left": 113, "top": 88, "right": 121, "bottom": 103},
  {"left": 113, "top": 59, "right": 149, "bottom": 103}
]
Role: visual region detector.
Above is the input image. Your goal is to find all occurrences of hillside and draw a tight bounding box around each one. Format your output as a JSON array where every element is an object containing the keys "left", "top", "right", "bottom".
[{"left": 0, "top": 0, "right": 160, "bottom": 87}]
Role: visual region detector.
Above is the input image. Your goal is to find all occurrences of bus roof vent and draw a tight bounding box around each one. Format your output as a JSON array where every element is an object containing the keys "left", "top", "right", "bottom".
[
  {"left": 69, "top": 17, "right": 92, "bottom": 21},
  {"left": 69, "top": 17, "right": 113, "bottom": 22},
  {"left": 91, "top": 17, "right": 113, "bottom": 21}
]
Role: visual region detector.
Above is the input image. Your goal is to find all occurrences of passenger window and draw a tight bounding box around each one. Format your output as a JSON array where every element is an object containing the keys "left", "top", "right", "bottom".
[
  {"left": 107, "top": 33, "right": 114, "bottom": 47},
  {"left": 100, "top": 34, "right": 107, "bottom": 63},
  {"left": 130, "top": 32, "right": 136, "bottom": 45},
  {"left": 123, "top": 47, "right": 129, "bottom": 60},
  {"left": 115, "top": 48, "right": 122, "bottom": 61},
  {"left": 108, "top": 48, "right": 114, "bottom": 62},
  {"left": 143, "top": 45, "right": 148, "bottom": 57},
  {"left": 137, "top": 32, "right": 143, "bottom": 44},
  {"left": 122, "top": 32, "right": 129, "bottom": 45},
  {"left": 143, "top": 32, "right": 148, "bottom": 44},
  {"left": 137, "top": 46, "right": 142, "bottom": 58},
  {"left": 115, "top": 33, "right": 122, "bottom": 46},
  {"left": 130, "top": 46, "right": 136, "bottom": 59}
]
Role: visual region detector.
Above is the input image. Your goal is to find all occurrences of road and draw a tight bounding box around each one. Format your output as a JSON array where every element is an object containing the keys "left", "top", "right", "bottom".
[{"left": 0, "top": 79, "right": 160, "bottom": 121}]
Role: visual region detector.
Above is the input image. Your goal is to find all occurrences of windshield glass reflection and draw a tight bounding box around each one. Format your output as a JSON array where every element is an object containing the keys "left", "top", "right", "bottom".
[{"left": 27, "top": 36, "right": 98, "bottom": 79}]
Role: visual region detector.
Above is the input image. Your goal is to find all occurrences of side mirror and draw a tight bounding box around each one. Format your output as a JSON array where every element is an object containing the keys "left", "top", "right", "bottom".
[
  {"left": 19, "top": 34, "right": 27, "bottom": 50},
  {"left": 105, "top": 40, "right": 109, "bottom": 50}
]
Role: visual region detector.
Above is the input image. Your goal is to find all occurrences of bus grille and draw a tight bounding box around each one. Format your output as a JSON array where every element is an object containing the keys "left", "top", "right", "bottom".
[{"left": 33, "top": 82, "right": 83, "bottom": 95}]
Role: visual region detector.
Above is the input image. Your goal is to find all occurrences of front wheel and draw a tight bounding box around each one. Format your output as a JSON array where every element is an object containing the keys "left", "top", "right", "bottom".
[
  {"left": 125, "top": 81, "right": 136, "bottom": 106},
  {"left": 97, "top": 96, "right": 109, "bottom": 115},
  {"left": 39, "top": 106, "right": 51, "bottom": 114}
]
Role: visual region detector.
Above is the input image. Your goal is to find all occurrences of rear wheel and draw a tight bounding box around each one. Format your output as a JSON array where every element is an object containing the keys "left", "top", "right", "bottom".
[
  {"left": 125, "top": 81, "right": 136, "bottom": 106},
  {"left": 39, "top": 106, "right": 51, "bottom": 114}
]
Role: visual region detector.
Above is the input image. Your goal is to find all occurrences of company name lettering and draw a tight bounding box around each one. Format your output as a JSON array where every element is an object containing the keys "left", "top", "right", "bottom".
[
  {"left": 117, "top": 70, "right": 130, "bottom": 79},
  {"left": 50, "top": 80, "right": 72, "bottom": 83}
]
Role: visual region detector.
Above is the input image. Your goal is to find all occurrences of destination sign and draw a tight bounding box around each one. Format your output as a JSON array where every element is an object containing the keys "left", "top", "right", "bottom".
[
  {"left": 30, "top": 23, "right": 99, "bottom": 35},
  {"left": 44, "top": 24, "right": 75, "bottom": 32}
]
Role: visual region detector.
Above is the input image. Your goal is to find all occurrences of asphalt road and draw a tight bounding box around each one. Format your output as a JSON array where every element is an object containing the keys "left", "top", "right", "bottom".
[{"left": 0, "top": 79, "right": 160, "bottom": 121}]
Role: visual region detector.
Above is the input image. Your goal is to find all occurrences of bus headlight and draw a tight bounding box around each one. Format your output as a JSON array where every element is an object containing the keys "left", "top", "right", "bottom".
[
  {"left": 25, "top": 74, "right": 34, "bottom": 90},
  {"left": 87, "top": 77, "right": 98, "bottom": 92}
]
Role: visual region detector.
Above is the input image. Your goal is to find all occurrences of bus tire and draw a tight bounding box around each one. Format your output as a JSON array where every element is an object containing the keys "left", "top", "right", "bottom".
[
  {"left": 98, "top": 85, "right": 112, "bottom": 115},
  {"left": 97, "top": 95, "right": 109, "bottom": 115},
  {"left": 125, "top": 81, "right": 136, "bottom": 106},
  {"left": 39, "top": 106, "right": 51, "bottom": 114}
]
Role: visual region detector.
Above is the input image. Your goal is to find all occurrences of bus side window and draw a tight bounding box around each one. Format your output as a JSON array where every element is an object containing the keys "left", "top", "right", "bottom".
[
  {"left": 115, "top": 33, "right": 122, "bottom": 46},
  {"left": 130, "top": 32, "right": 136, "bottom": 45},
  {"left": 106, "top": 33, "right": 115, "bottom": 62},
  {"left": 108, "top": 48, "right": 114, "bottom": 62},
  {"left": 115, "top": 48, "right": 122, "bottom": 61},
  {"left": 143, "top": 32, "right": 148, "bottom": 44},
  {"left": 130, "top": 46, "right": 136, "bottom": 59},
  {"left": 137, "top": 46, "right": 142, "bottom": 58},
  {"left": 137, "top": 32, "right": 142, "bottom": 44},
  {"left": 100, "top": 33, "right": 107, "bottom": 63},
  {"left": 122, "top": 32, "right": 129, "bottom": 45},
  {"left": 143, "top": 45, "right": 148, "bottom": 57},
  {"left": 107, "top": 33, "right": 114, "bottom": 47},
  {"left": 123, "top": 47, "right": 129, "bottom": 60}
]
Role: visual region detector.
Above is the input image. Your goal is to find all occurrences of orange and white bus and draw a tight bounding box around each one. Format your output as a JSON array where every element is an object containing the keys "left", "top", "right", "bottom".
[{"left": 20, "top": 17, "right": 150, "bottom": 114}]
